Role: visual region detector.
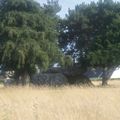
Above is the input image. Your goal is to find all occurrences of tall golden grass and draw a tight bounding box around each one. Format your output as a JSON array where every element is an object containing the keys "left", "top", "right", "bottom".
[{"left": 0, "top": 80, "right": 120, "bottom": 120}]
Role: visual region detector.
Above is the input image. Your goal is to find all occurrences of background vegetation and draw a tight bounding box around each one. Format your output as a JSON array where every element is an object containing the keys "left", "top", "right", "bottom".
[{"left": 0, "top": 0, "right": 120, "bottom": 86}]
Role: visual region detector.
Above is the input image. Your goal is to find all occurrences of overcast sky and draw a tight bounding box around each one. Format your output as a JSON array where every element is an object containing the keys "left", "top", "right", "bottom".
[{"left": 35, "top": 0, "right": 120, "bottom": 17}]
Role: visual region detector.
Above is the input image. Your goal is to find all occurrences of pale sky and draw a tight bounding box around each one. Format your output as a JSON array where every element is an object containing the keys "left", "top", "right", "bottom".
[{"left": 35, "top": 0, "right": 120, "bottom": 17}]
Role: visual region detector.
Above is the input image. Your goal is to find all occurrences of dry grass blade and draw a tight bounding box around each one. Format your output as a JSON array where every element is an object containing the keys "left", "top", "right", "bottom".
[{"left": 0, "top": 80, "right": 120, "bottom": 120}]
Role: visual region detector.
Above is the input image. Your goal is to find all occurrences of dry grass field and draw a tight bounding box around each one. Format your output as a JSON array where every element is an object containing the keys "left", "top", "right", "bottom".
[{"left": 0, "top": 80, "right": 120, "bottom": 120}]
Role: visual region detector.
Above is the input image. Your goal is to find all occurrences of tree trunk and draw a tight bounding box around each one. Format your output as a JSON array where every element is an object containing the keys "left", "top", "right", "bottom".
[
  {"left": 21, "top": 71, "right": 30, "bottom": 85},
  {"left": 102, "top": 68, "right": 108, "bottom": 86},
  {"left": 102, "top": 67, "right": 115, "bottom": 86},
  {"left": 15, "top": 70, "right": 30, "bottom": 86},
  {"left": 102, "top": 78, "right": 108, "bottom": 86}
]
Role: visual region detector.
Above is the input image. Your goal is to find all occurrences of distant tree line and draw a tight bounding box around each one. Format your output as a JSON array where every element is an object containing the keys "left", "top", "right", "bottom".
[{"left": 0, "top": 0, "right": 120, "bottom": 86}]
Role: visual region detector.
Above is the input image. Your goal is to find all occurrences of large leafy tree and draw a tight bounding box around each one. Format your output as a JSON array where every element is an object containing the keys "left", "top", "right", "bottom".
[
  {"left": 59, "top": 2, "right": 94, "bottom": 70},
  {"left": 0, "top": 0, "right": 61, "bottom": 85},
  {"left": 87, "top": 0, "right": 120, "bottom": 85},
  {"left": 59, "top": 0, "right": 120, "bottom": 85}
]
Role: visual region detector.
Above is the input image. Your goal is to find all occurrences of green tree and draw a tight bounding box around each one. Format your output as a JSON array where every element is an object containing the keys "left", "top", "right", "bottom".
[
  {"left": 87, "top": 0, "right": 120, "bottom": 85},
  {"left": 59, "top": 0, "right": 120, "bottom": 85},
  {"left": 0, "top": 0, "right": 61, "bottom": 85},
  {"left": 59, "top": 2, "right": 95, "bottom": 85}
]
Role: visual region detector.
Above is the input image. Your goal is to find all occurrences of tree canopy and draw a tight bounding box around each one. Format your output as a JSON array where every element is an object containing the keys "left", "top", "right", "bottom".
[
  {"left": 1, "top": 0, "right": 120, "bottom": 86},
  {"left": 59, "top": 0, "right": 120, "bottom": 85},
  {"left": 0, "top": 0, "right": 62, "bottom": 84}
]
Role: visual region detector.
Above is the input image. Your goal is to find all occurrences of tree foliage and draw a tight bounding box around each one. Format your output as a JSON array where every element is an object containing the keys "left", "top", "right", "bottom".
[
  {"left": 44, "top": 0, "right": 61, "bottom": 16},
  {"left": 0, "top": 0, "right": 61, "bottom": 84},
  {"left": 59, "top": 0, "right": 120, "bottom": 85}
]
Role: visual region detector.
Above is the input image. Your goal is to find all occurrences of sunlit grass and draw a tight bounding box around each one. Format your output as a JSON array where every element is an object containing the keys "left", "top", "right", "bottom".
[{"left": 0, "top": 80, "right": 120, "bottom": 120}]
